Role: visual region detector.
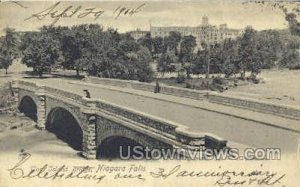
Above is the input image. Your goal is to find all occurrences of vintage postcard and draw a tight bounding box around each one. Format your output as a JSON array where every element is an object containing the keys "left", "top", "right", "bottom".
[{"left": 0, "top": 0, "right": 300, "bottom": 186}]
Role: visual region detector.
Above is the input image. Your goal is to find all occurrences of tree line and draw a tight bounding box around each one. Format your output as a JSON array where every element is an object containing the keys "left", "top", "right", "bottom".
[
  {"left": 195, "top": 27, "right": 300, "bottom": 79},
  {"left": 1, "top": 16, "right": 300, "bottom": 82},
  {"left": 1, "top": 24, "right": 154, "bottom": 82},
  {"left": 138, "top": 26, "right": 300, "bottom": 80}
]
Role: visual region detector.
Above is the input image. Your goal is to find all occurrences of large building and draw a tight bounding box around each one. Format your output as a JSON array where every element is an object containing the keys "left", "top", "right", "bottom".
[
  {"left": 150, "top": 16, "right": 243, "bottom": 50},
  {"left": 128, "top": 28, "right": 149, "bottom": 40}
]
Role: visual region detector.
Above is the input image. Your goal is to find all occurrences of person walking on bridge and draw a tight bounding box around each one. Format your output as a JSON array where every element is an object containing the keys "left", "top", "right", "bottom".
[{"left": 83, "top": 89, "right": 91, "bottom": 98}]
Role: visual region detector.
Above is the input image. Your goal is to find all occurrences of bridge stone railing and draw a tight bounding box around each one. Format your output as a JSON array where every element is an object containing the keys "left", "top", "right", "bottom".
[
  {"left": 86, "top": 76, "right": 207, "bottom": 100},
  {"left": 17, "top": 80, "right": 38, "bottom": 90},
  {"left": 13, "top": 80, "right": 227, "bottom": 153},
  {"left": 95, "top": 100, "right": 177, "bottom": 136},
  {"left": 207, "top": 93, "right": 300, "bottom": 120},
  {"left": 85, "top": 76, "right": 300, "bottom": 120},
  {"left": 44, "top": 86, "right": 85, "bottom": 104}
]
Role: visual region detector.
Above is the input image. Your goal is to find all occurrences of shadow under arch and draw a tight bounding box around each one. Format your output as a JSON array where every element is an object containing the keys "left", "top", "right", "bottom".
[
  {"left": 18, "top": 96, "right": 37, "bottom": 122},
  {"left": 46, "top": 107, "right": 83, "bottom": 151},
  {"left": 97, "top": 136, "right": 148, "bottom": 160}
]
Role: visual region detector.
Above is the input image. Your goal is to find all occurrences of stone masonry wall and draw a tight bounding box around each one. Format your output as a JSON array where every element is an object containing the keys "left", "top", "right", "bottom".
[
  {"left": 86, "top": 77, "right": 207, "bottom": 100},
  {"left": 86, "top": 77, "right": 300, "bottom": 120},
  {"left": 207, "top": 93, "right": 300, "bottom": 120}
]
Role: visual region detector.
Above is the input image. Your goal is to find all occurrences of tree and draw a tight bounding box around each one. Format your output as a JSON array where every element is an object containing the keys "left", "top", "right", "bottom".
[
  {"left": 118, "top": 37, "right": 140, "bottom": 53},
  {"left": 179, "top": 35, "right": 196, "bottom": 78},
  {"left": 80, "top": 27, "right": 153, "bottom": 82},
  {"left": 209, "top": 43, "right": 223, "bottom": 74},
  {"left": 191, "top": 51, "right": 208, "bottom": 78},
  {"left": 152, "top": 36, "right": 166, "bottom": 55},
  {"left": 219, "top": 39, "right": 239, "bottom": 77},
  {"left": 179, "top": 35, "right": 197, "bottom": 62},
  {"left": 157, "top": 51, "right": 177, "bottom": 77},
  {"left": 165, "top": 31, "right": 182, "bottom": 54},
  {"left": 138, "top": 33, "right": 153, "bottom": 53},
  {"left": 200, "top": 42, "right": 211, "bottom": 79},
  {"left": 73, "top": 24, "right": 106, "bottom": 77},
  {"left": 280, "top": 42, "right": 300, "bottom": 69},
  {"left": 285, "top": 13, "right": 300, "bottom": 36},
  {"left": 0, "top": 28, "right": 19, "bottom": 74},
  {"left": 255, "top": 30, "right": 283, "bottom": 69},
  {"left": 237, "top": 27, "right": 259, "bottom": 79},
  {"left": 135, "top": 46, "right": 154, "bottom": 82},
  {"left": 21, "top": 27, "right": 63, "bottom": 77},
  {"left": 57, "top": 26, "right": 83, "bottom": 76},
  {"left": 191, "top": 39, "right": 240, "bottom": 78},
  {"left": 0, "top": 54, "right": 12, "bottom": 74}
]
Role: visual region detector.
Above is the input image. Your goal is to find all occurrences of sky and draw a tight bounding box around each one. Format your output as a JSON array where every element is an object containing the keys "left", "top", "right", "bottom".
[{"left": 0, "top": 0, "right": 291, "bottom": 36}]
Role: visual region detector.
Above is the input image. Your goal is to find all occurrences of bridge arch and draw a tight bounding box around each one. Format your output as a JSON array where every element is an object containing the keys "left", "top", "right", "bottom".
[
  {"left": 46, "top": 107, "right": 83, "bottom": 151},
  {"left": 18, "top": 96, "right": 37, "bottom": 121},
  {"left": 96, "top": 135, "right": 147, "bottom": 159}
]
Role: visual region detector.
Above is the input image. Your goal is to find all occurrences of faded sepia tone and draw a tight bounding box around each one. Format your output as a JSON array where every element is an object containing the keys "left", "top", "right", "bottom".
[{"left": 0, "top": 0, "right": 300, "bottom": 186}]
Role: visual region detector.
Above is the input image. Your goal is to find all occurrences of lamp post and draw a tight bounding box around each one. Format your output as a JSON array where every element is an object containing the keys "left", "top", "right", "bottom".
[{"left": 206, "top": 48, "right": 210, "bottom": 79}]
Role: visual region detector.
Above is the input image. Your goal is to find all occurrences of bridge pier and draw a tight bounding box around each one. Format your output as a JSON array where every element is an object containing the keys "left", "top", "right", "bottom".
[
  {"left": 82, "top": 114, "right": 97, "bottom": 159},
  {"left": 36, "top": 86, "right": 47, "bottom": 130},
  {"left": 81, "top": 98, "right": 97, "bottom": 159}
]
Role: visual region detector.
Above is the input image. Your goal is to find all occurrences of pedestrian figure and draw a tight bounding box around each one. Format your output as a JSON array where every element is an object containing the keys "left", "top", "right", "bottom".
[
  {"left": 9, "top": 82, "right": 14, "bottom": 97},
  {"left": 154, "top": 80, "right": 160, "bottom": 93},
  {"left": 83, "top": 89, "right": 91, "bottom": 98}
]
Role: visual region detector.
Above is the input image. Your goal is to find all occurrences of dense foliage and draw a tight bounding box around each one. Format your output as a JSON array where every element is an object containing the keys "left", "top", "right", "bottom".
[
  {"left": 0, "top": 28, "right": 19, "bottom": 74},
  {"left": 1, "top": 17, "right": 300, "bottom": 81},
  {"left": 143, "top": 27, "right": 300, "bottom": 79},
  {"left": 19, "top": 24, "right": 154, "bottom": 81}
]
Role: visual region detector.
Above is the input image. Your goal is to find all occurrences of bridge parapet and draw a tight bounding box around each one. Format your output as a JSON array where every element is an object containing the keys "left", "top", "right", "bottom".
[
  {"left": 86, "top": 76, "right": 300, "bottom": 120},
  {"left": 15, "top": 80, "right": 38, "bottom": 91},
  {"left": 44, "top": 86, "right": 85, "bottom": 104},
  {"left": 207, "top": 93, "right": 300, "bottom": 120},
  {"left": 94, "top": 100, "right": 177, "bottom": 136}
]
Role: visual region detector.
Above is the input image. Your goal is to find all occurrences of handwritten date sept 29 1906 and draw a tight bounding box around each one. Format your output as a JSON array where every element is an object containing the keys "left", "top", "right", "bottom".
[{"left": 20, "top": 1, "right": 146, "bottom": 25}]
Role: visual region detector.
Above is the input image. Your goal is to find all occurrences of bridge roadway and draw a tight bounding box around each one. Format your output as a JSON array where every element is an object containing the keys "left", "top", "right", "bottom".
[{"left": 29, "top": 78, "right": 300, "bottom": 154}]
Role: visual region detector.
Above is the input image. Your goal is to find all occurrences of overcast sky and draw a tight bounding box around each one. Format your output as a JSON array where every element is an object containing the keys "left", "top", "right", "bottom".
[{"left": 0, "top": 0, "right": 289, "bottom": 36}]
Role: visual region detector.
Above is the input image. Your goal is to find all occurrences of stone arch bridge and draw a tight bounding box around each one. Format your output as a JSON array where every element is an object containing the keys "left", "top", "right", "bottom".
[{"left": 13, "top": 80, "right": 227, "bottom": 159}]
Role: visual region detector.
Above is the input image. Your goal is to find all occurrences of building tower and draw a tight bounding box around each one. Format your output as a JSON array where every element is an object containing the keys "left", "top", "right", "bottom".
[{"left": 202, "top": 16, "right": 209, "bottom": 26}]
